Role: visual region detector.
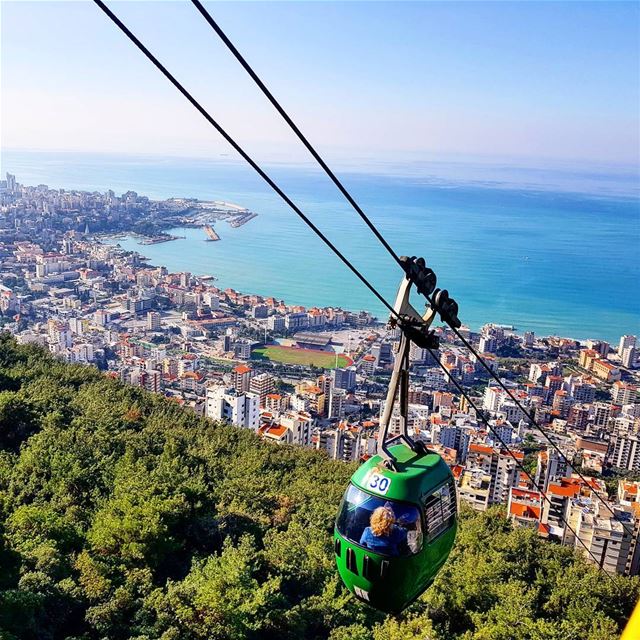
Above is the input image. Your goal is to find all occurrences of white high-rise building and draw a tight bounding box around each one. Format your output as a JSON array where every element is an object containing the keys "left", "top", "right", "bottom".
[
  {"left": 466, "top": 443, "right": 522, "bottom": 505},
  {"left": 202, "top": 291, "right": 220, "bottom": 310},
  {"left": 497, "top": 400, "right": 526, "bottom": 425},
  {"left": 622, "top": 346, "right": 637, "bottom": 369},
  {"left": 576, "top": 511, "right": 636, "bottom": 575},
  {"left": 379, "top": 399, "right": 430, "bottom": 436},
  {"left": 612, "top": 381, "right": 639, "bottom": 406},
  {"left": 610, "top": 435, "right": 640, "bottom": 472},
  {"left": 146, "top": 311, "right": 161, "bottom": 331},
  {"left": 618, "top": 335, "right": 637, "bottom": 357},
  {"left": 535, "top": 447, "right": 573, "bottom": 492},
  {"left": 314, "top": 424, "right": 361, "bottom": 462},
  {"left": 68, "top": 317, "right": 84, "bottom": 335},
  {"left": 423, "top": 368, "right": 446, "bottom": 389},
  {"left": 279, "top": 411, "right": 313, "bottom": 446},
  {"left": 483, "top": 386, "right": 503, "bottom": 412},
  {"left": 488, "top": 419, "right": 515, "bottom": 447},
  {"left": 479, "top": 334, "right": 497, "bottom": 354},
  {"left": 409, "top": 341, "right": 429, "bottom": 363},
  {"left": 206, "top": 386, "right": 259, "bottom": 431},
  {"left": 328, "top": 387, "right": 346, "bottom": 419},
  {"left": 332, "top": 366, "right": 357, "bottom": 391},
  {"left": 431, "top": 423, "right": 472, "bottom": 461}
]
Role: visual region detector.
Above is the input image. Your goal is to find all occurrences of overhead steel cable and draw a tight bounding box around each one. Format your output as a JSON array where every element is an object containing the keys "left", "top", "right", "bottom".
[
  {"left": 187, "top": 3, "right": 630, "bottom": 533},
  {"left": 447, "top": 326, "right": 634, "bottom": 534},
  {"left": 93, "top": 0, "right": 628, "bottom": 536},
  {"left": 424, "top": 346, "right": 622, "bottom": 587},
  {"left": 91, "top": 0, "right": 397, "bottom": 321},
  {"left": 188, "top": 0, "right": 406, "bottom": 273},
  {"left": 87, "top": 2, "right": 622, "bottom": 581}
]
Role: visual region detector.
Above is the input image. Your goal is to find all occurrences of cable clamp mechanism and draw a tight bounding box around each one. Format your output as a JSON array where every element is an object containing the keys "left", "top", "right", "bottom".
[
  {"left": 400, "top": 255, "right": 461, "bottom": 329},
  {"left": 395, "top": 314, "right": 439, "bottom": 350},
  {"left": 431, "top": 288, "right": 461, "bottom": 329},
  {"left": 400, "top": 255, "right": 437, "bottom": 299}
]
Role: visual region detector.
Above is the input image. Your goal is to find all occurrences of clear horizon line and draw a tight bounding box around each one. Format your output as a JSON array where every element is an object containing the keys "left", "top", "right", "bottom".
[{"left": 2, "top": 145, "right": 639, "bottom": 175}]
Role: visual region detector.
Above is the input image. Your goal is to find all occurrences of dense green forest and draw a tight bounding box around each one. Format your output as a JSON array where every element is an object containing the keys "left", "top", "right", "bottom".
[{"left": 0, "top": 335, "right": 637, "bottom": 639}]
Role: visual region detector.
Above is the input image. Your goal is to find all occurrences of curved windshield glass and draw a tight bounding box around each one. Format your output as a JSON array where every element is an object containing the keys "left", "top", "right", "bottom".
[{"left": 336, "top": 484, "right": 423, "bottom": 557}]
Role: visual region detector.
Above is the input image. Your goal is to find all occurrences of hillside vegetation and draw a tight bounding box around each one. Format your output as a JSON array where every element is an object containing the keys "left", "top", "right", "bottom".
[{"left": 0, "top": 335, "right": 636, "bottom": 640}]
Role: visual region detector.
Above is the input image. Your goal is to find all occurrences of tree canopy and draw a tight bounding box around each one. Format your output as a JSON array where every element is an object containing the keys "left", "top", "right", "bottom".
[{"left": 0, "top": 335, "right": 636, "bottom": 639}]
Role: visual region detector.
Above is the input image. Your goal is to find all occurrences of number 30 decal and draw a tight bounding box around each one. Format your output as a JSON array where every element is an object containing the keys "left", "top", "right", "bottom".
[{"left": 367, "top": 472, "right": 391, "bottom": 495}]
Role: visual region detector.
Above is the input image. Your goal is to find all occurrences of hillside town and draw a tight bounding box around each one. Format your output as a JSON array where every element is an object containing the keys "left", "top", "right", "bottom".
[{"left": 2, "top": 173, "right": 640, "bottom": 577}]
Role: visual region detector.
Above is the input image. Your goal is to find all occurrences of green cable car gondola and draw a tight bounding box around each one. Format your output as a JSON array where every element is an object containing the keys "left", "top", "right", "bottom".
[
  {"left": 334, "top": 260, "right": 460, "bottom": 613},
  {"left": 334, "top": 445, "right": 456, "bottom": 613}
]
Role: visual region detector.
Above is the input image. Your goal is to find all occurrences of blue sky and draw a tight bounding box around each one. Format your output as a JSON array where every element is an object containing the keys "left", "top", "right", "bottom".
[{"left": 1, "top": 1, "right": 639, "bottom": 167}]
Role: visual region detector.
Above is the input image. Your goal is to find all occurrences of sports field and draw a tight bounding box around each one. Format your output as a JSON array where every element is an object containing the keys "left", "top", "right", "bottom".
[{"left": 252, "top": 345, "right": 353, "bottom": 369}]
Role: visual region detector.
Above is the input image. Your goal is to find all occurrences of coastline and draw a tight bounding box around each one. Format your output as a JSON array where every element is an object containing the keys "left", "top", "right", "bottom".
[
  {"left": 107, "top": 221, "right": 639, "bottom": 343},
  {"left": 5, "top": 151, "right": 638, "bottom": 342},
  {"left": 105, "top": 233, "right": 630, "bottom": 347}
]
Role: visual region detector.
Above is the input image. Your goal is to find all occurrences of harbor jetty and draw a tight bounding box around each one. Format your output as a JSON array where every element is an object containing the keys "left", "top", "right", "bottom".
[
  {"left": 229, "top": 211, "right": 258, "bottom": 227},
  {"left": 203, "top": 224, "right": 220, "bottom": 241}
]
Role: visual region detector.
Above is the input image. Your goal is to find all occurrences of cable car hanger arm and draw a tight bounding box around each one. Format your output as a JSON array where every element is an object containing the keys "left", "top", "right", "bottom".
[{"left": 377, "top": 260, "right": 453, "bottom": 469}]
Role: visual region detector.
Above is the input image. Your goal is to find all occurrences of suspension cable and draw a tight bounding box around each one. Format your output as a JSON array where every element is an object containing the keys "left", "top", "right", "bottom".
[
  {"left": 92, "top": 0, "right": 629, "bottom": 536},
  {"left": 188, "top": 0, "right": 406, "bottom": 273},
  {"left": 186, "top": 2, "right": 629, "bottom": 532},
  {"left": 447, "top": 325, "right": 633, "bottom": 534},
  {"left": 426, "top": 347, "right": 622, "bottom": 587},
  {"left": 91, "top": 0, "right": 396, "bottom": 321}
]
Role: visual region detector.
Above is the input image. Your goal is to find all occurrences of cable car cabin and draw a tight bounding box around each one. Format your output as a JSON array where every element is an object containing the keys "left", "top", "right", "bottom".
[
  {"left": 334, "top": 444, "right": 457, "bottom": 613},
  {"left": 334, "top": 265, "right": 459, "bottom": 612}
]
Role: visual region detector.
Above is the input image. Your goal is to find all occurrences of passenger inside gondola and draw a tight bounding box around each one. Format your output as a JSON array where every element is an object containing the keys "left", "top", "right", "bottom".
[
  {"left": 336, "top": 485, "right": 423, "bottom": 556},
  {"left": 359, "top": 505, "right": 408, "bottom": 557}
]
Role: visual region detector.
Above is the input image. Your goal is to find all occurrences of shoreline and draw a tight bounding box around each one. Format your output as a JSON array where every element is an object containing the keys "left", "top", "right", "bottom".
[
  {"left": 103, "top": 232, "right": 627, "bottom": 347},
  {"left": 8, "top": 166, "right": 634, "bottom": 344}
]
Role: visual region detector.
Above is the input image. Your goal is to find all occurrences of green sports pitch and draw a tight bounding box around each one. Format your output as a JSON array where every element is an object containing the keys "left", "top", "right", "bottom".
[{"left": 252, "top": 345, "right": 353, "bottom": 369}]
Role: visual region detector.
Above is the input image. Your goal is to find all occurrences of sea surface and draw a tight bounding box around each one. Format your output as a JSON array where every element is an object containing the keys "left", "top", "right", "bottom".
[{"left": 1, "top": 150, "right": 638, "bottom": 342}]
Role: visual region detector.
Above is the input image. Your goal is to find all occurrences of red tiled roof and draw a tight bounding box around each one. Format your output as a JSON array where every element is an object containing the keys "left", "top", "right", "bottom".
[
  {"left": 451, "top": 464, "right": 464, "bottom": 479},
  {"left": 594, "top": 359, "right": 616, "bottom": 370},
  {"left": 469, "top": 443, "right": 494, "bottom": 455},
  {"left": 305, "top": 386, "right": 322, "bottom": 394},
  {"left": 266, "top": 425, "right": 287, "bottom": 437},
  {"left": 548, "top": 481, "right": 581, "bottom": 497},
  {"left": 510, "top": 502, "right": 541, "bottom": 519},
  {"left": 511, "top": 488, "right": 542, "bottom": 500}
]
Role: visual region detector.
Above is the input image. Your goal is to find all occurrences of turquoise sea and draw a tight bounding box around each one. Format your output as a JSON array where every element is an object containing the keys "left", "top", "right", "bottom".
[{"left": 1, "top": 150, "right": 638, "bottom": 342}]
